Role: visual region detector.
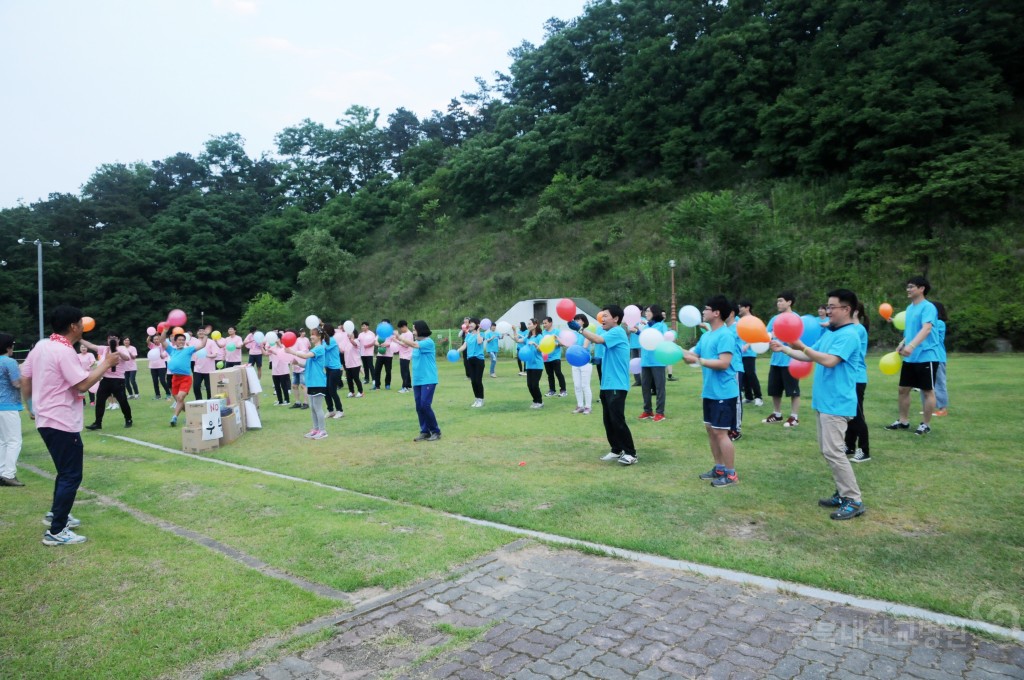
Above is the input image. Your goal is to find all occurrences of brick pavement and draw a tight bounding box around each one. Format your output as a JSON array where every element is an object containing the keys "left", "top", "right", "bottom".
[{"left": 231, "top": 541, "right": 1023, "bottom": 680}]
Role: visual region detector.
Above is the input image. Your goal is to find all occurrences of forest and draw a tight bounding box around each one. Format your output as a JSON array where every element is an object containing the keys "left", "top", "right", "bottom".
[{"left": 1, "top": 0, "right": 1021, "bottom": 349}]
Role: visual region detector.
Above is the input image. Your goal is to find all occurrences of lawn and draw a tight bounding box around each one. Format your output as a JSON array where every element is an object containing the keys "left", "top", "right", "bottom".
[{"left": 3, "top": 352, "right": 1022, "bottom": 677}]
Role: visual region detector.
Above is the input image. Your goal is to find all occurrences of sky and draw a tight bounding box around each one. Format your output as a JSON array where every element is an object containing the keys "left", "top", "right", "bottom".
[{"left": 0, "top": 0, "right": 591, "bottom": 209}]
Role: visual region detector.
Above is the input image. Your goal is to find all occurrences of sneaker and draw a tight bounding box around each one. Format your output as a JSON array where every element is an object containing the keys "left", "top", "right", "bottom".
[
  {"left": 783, "top": 416, "right": 799, "bottom": 428},
  {"left": 830, "top": 498, "right": 866, "bottom": 520},
  {"left": 530, "top": 402, "right": 544, "bottom": 409},
  {"left": 110, "top": 403, "right": 119, "bottom": 410},
  {"left": 42, "top": 527, "right": 87, "bottom": 546},
  {"left": 313, "top": 430, "right": 329, "bottom": 440},
  {"left": 915, "top": 423, "right": 931, "bottom": 436},
  {"left": 572, "top": 407, "right": 585, "bottom": 414},
  {"left": 667, "top": 375, "right": 678, "bottom": 382},
  {"left": 933, "top": 408, "right": 948, "bottom": 417},
  {"left": 0, "top": 476, "right": 25, "bottom": 487},
  {"left": 413, "top": 432, "right": 429, "bottom": 442},
  {"left": 332, "top": 412, "right": 344, "bottom": 419},
  {"left": 354, "top": 393, "right": 364, "bottom": 398},
  {"left": 727, "top": 430, "right": 742, "bottom": 441},
  {"left": 545, "top": 391, "right": 556, "bottom": 397},
  {"left": 558, "top": 391, "right": 568, "bottom": 397},
  {"left": 85, "top": 423, "right": 102, "bottom": 431},
  {"left": 44, "top": 512, "right": 81, "bottom": 528},
  {"left": 124, "top": 420, "right": 133, "bottom": 428},
  {"left": 347, "top": 392, "right": 355, "bottom": 398},
  {"left": 385, "top": 385, "right": 391, "bottom": 390},
  {"left": 754, "top": 398, "right": 764, "bottom": 407},
  {"left": 885, "top": 420, "right": 910, "bottom": 430},
  {"left": 617, "top": 453, "right": 638, "bottom": 466},
  {"left": 639, "top": 411, "right": 654, "bottom": 420},
  {"left": 105, "top": 403, "right": 114, "bottom": 410},
  {"left": 712, "top": 472, "right": 738, "bottom": 487},
  {"left": 601, "top": 451, "right": 621, "bottom": 461},
  {"left": 818, "top": 492, "right": 843, "bottom": 508},
  {"left": 170, "top": 415, "right": 177, "bottom": 427},
  {"left": 490, "top": 374, "right": 497, "bottom": 378},
  {"left": 273, "top": 401, "right": 282, "bottom": 406},
  {"left": 518, "top": 372, "right": 526, "bottom": 376},
  {"left": 290, "top": 403, "right": 303, "bottom": 409},
  {"left": 652, "top": 414, "right": 666, "bottom": 423},
  {"left": 301, "top": 404, "right": 309, "bottom": 409},
  {"left": 699, "top": 467, "right": 725, "bottom": 480},
  {"left": 583, "top": 407, "right": 591, "bottom": 415},
  {"left": 742, "top": 398, "right": 754, "bottom": 404},
  {"left": 426, "top": 432, "right": 442, "bottom": 441},
  {"left": 304, "top": 429, "right": 318, "bottom": 438},
  {"left": 851, "top": 449, "right": 871, "bottom": 463},
  {"left": 762, "top": 413, "right": 784, "bottom": 424}
]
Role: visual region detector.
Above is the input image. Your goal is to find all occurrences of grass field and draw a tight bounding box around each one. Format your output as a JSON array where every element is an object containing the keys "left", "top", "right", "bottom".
[{"left": 2, "top": 352, "right": 1021, "bottom": 678}]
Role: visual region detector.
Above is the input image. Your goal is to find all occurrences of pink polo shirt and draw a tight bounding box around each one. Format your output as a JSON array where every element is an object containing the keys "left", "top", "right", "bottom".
[
  {"left": 122, "top": 345, "right": 138, "bottom": 372},
  {"left": 147, "top": 344, "right": 168, "bottom": 369},
  {"left": 336, "top": 331, "right": 362, "bottom": 369},
  {"left": 358, "top": 331, "right": 376, "bottom": 357},
  {"left": 221, "top": 334, "right": 243, "bottom": 362},
  {"left": 193, "top": 338, "right": 220, "bottom": 374},
  {"left": 98, "top": 346, "right": 131, "bottom": 379},
  {"left": 22, "top": 339, "right": 91, "bottom": 433},
  {"left": 292, "top": 337, "right": 310, "bottom": 372},
  {"left": 268, "top": 347, "right": 293, "bottom": 376},
  {"left": 243, "top": 333, "right": 263, "bottom": 356},
  {"left": 397, "top": 332, "right": 414, "bottom": 360},
  {"left": 379, "top": 336, "right": 396, "bottom": 358}
]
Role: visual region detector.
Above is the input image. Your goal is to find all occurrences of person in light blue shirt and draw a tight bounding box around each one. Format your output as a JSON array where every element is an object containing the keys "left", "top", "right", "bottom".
[
  {"left": 515, "top": 322, "right": 528, "bottom": 375},
  {"left": 887, "top": 275, "right": 940, "bottom": 435},
  {"left": 484, "top": 327, "right": 501, "bottom": 377},
  {"left": 286, "top": 327, "right": 329, "bottom": 439},
  {"left": 684, "top": 296, "right": 739, "bottom": 487},
  {"left": 725, "top": 304, "right": 746, "bottom": 441},
  {"left": 843, "top": 303, "right": 871, "bottom": 463},
  {"left": 638, "top": 305, "right": 669, "bottom": 421},
  {"left": 516, "top": 320, "right": 546, "bottom": 408},
  {"left": 569, "top": 314, "right": 594, "bottom": 414},
  {"left": 764, "top": 291, "right": 802, "bottom": 427},
  {"left": 456, "top": 319, "right": 486, "bottom": 408},
  {"left": 920, "top": 302, "right": 949, "bottom": 415},
  {"left": 577, "top": 305, "right": 636, "bottom": 465},
  {"left": 540, "top": 317, "right": 567, "bottom": 397},
  {"left": 772, "top": 289, "right": 865, "bottom": 521},
  {"left": 0, "top": 333, "right": 26, "bottom": 486},
  {"left": 392, "top": 321, "right": 440, "bottom": 441}
]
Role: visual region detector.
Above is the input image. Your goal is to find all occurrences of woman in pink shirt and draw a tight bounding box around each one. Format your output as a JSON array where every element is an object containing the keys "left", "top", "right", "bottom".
[
  {"left": 358, "top": 322, "right": 376, "bottom": 385},
  {"left": 78, "top": 344, "right": 98, "bottom": 405},
  {"left": 121, "top": 336, "right": 139, "bottom": 399},
  {"left": 191, "top": 328, "right": 220, "bottom": 400},
  {"left": 339, "top": 325, "right": 364, "bottom": 398},
  {"left": 396, "top": 320, "right": 414, "bottom": 392},
  {"left": 81, "top": 332, "right": 133, "bottom": 430},
  {"left": 147, "top": 335, "right": 171, "bottom": 399},
  {"left": 268, "top": 344, "right": 293, "bottom": 405},
  {"left": 289, "top": 329, "right": 309, "bottom": 409},
  {"left": 221, "top": 326, "right": 243, "bottom": 367},
  {"left": 244, "top": 326, "right": 263, "bottom": 379}
]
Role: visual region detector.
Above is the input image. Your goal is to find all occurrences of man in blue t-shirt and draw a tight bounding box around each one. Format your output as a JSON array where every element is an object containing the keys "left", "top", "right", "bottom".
[
  {"left": 763, "top": 291, "right": 802, "bottom": 427},
  {"left": 577, "top": 305, "right": 637, "bottom": 465},
  {"left": 771, "top": 289, "right": 866, "bottom": 521},
  {"left": 885, "top": 275, "right": 940, "bottom": 435},
  {"left": 684, "top": 296, "right": 740, "bottom": 487}
]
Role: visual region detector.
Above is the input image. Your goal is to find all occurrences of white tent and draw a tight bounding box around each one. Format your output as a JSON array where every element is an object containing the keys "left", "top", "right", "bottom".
[{"left": 495, "top": 298, "right": 600, "bottom": 349}]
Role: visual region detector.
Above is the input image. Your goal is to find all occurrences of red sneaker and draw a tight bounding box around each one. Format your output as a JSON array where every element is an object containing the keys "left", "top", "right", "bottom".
[
  {"left": 639, "top": 412, "right": 653, "bottom": 420},
  {"left": 652, "top": 414, "right": 666, "bottom": 422}
]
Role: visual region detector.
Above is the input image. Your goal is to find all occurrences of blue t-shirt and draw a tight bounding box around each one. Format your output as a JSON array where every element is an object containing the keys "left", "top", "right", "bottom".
[
  {"left": 412, "top": 338, "right": 438, "bottom": 386},
  {"left": 465, "top": 332, "right": 485, "bottom": 360},
  {"left": 167, "top": 345, "right": 197, "bottom": 376},
  {"left": 810, "top": 323, "right": 862, "bottom": 417},
  {"left": 0, "top": 355, "right": 22, "bottom": 411},
  {"left": 304, "top": 344, "right": 327, "bottom": 388},
  {"left": 639, "top": 321, "right": 668, "bottom": 368},
  {"left": 517, "top": 334, "right": 544, "bottom": 370},
  {"left": 600, "top": 326, "right": 631, "bottom": 391},
  {"left": 628, "top": 324, "right": 642, "bottom": 350},
  {"left": 541, "top": 329, "right": 562, "bottom": 361},
  {"left": 852, "top": 323, "right": 868, "bottom": 384},
  {"left": 485, "top": 331, "right": 500, "bottom": 353},
  {"left": 592, "top": 327, "right": 606, "bottom": 361},
  {"left": 934, "top": 320, "right": 947, "bottom": 363},
  {"left": 324, "top": 337, "right": 342, "bottom": 370},
  {"left": 767, "top": 314, "right": 793, "bottom": 367},
  {"left": 694, "top": 326, "right": 738, "bottom": 399},
  {"left": 727, "top": 323, "right": 744, "bottom": 374},
  {"left": 904, "top": 300, "right": 940, "bottom": 363}
]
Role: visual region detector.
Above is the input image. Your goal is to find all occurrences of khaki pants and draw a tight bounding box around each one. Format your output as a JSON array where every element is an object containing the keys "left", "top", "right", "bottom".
[{"left": 816, "top": 412, "right": 862, "bottom": 502}]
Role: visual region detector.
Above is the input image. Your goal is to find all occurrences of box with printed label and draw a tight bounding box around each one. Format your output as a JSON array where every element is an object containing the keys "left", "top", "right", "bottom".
[{"left": 182, "top": 427, "right": 219, "bottom": 453}]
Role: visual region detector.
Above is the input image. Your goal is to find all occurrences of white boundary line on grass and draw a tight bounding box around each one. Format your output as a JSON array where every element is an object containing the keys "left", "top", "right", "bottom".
[{"left": 115, "top": 435, "right": 1024, "bottom": 644}]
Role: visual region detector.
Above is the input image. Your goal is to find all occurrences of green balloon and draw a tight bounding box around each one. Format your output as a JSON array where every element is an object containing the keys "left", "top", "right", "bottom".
[
  {"left": 653, "top": 341, "right": 684, "bottom": 365},
  {"left": 226, "top": 343, "right": 236, "bottom": 352}
]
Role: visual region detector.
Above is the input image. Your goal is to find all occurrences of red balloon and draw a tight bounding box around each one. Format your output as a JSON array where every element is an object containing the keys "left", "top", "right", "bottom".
[
  {"left": 167, "top": 309, "right": 187, "bottom": 327},
  {"left": 281, "top": 331, "right": 297, "bottom": 348},
  {"left": 156, "top": 322, "right": 167, "bottom": 333},
  {"left": 772, "top": 312, "right": 803, "bottom": 343},
  {"left": 788, "top": 359, "right": 813, "bottom": 379},
  {"left": 556, "top": 298, "right": 576, "bottom": 322}
]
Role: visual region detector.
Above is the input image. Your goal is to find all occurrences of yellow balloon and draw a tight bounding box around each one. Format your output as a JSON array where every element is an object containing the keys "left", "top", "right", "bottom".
[
  {"left": 211, "top": 330, "right": 222, "bottom": 340},
  {"left": 539, "top": 335, "right": 556, "bottom": 353},
  {"left": 879, "top": 351, "right": 902, "bottom": 375},
  {"left": 893, "top": 311, "right": 906, "bottom": 331}
]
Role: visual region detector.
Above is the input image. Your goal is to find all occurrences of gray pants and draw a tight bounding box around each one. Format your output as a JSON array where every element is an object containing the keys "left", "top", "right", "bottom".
[
  {"left": 310, "top": 393, "right": 327, "bottom": 431},
  {"left": 817, "top": 412, "right": 861, "bottom": 502},
  {"left": 641, "top": 366, "right": 666, "bottom": 415}
]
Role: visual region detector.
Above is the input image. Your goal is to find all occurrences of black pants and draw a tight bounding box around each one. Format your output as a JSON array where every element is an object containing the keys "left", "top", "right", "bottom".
[
  {"left": 345, "top": 366, "right": 363, "bottom": 395},
  {"left": 374, "top": 356, "right": 393, "bottom": 388},
  {"left": 326, "top": 368, "right": 344, "bottom": 412},
  {"left": 39, "top": 427, "right": 83, "bottom": 535},
  {"left": 94, "top": 377, "right": 131, "bottom": 426},
  {"left": 124, "top": 370, "right": 138, "bottom": 396},
  {"left": 544, "top": 360, "right": 566, "bottom": 393},
  {"left": 463, "top": 353, "right": 471, "bottom": 379},
  {"left": 151, "top": 367, "right": 171, "bottom": 397},
  {"left": 193, "top": 373, "right": 211, "bottom": 400},
  {"left": 741, "top": 357, "right": 762, "bottom": 400},
  {"left": 361, "top": 356, "right": 373, "bottom": 383},
  {"left": 844, "top": 382, "right": 869, "bottom": 454},
  {"left": 466, "top": 357, "right": 485, "bottom": 399},
  {"left": 601, "top": 389, "right": 635, "bottom": 456},
  {"left": 399, "top": 358, "right": 411, "bottom": 389},
  {"left": 526, "top": 368, "right": 544, "bottom": 403},
  {"left": 273, "top": 374, "right": 291, "bottom": 403}
]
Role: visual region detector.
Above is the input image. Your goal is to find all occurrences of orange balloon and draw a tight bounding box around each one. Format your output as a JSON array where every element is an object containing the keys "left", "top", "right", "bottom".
[
  {"left": 81, "top": 316, "right": 95, "bottom": 332},
  {"left": 596, "top": 310, "right": 606, "bottom": 324},
  {"left": 879, "top": 303, "right": 893, "bottom": 320},
  {"left": 736, "top": 315, "right": 770, "bottom": 343},
  {"left": 172, "top": 326, "right": 185, "bottom": 336}
]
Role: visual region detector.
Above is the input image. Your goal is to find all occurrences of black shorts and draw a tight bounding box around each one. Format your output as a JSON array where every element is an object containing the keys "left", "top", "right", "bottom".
[
  {"left": 899, "top": 361, "right": 938, "bottom": 391},
  {"left": 703, "top": 397, "right": 738, "bottom": 430},
  {"left": 767, "top": 364, "right": 801, "bottom": 397},
  {"left": 248, "top": 354, "right": 263, "bottom": 368}
]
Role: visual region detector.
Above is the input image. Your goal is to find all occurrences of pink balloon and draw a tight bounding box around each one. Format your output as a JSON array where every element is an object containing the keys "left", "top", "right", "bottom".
[
  {"left": 146, "top": 326, "right": 156, "bottom": 336},
  {"left": 558, "top": 329, "right": 577, "bottom": 347},
  {"left": 167, "top": 309, "right": 187, "bottom": 327}
]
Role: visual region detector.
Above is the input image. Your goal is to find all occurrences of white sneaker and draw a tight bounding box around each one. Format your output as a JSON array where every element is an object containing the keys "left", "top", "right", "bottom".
[
  {"left": 530, "top": 402, "right": 544, "bottom": 409},
  {"left": 348, "top": 392, "right": 355, "bottom": 397},
  {"left": 617, "top": 453, "right": 638, "bottom": 465},
  {"left": 42, "top": 527, "right": 87, "bottom": 546},
  {"left": 754, "top": 398, "right": 764, "bottom": 407},
  {"left": 111, "top": 403, "right": 119, "bottom": 410},
  {"left": 332, "top": 411, "right": 344, "bottom": 418},
  {"left": 600, "top": 452, "right": 620, "bottom": 461},
  {"left": 304, "top": 429, "right": 318, "bottom": 439},
  {"left": 313, "top": 430, "right": 329, "bottom": 440},
  {"left": 43, "top": 512, "right": 81, "bottom": 528}
]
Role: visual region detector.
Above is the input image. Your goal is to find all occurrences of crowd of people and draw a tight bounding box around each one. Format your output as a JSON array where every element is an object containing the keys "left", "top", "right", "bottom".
[{"left": 1, "top": 276, "right": 950, "bottom": 545}]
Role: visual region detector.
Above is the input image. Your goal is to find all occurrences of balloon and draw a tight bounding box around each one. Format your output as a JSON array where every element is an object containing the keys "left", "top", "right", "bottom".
[
  {"left": 81, "top": 316, "right": 96, "bottom": 332},
  {"left": 679, "top": 305, "right": 702, "bottom": 328},
  {"left": 558, "top": 329, "right": 577, "bottom": 347},
  {"left": 663, "top": 330, "right": 677, "bottom": 342},
  {"left": 751, "top": 342, "right": 770, "bottom": 354},
  {"left": 772, "top": 312, "right": 803, "bottom": 343},
  {"left": 479, "top": 318, "right": 492, "bottom": 331},
  {"left": 623, "top": 305, "right": 642, "bottom": 327},
  {"left": 879, "top": 303, "right": 893, "bottom": 321},
  {"left": 167, "top": 309, "right": 187, "bottom": 327},
  {"left": 595, "top": 311, "right": 606, "bottom": 325},
  {"left": 254, "top": 331, "right": 265, "bottom": 344},
  {"left": 629, "top": 357, "right": 642, "bottom": 374},
  {"left": 565, "top": 345, "right": 590, "bottom": 367},
  {"left": 538, "top": 335, "right": 556, "bottom": 353},
  {"left": 800, "top": 314, "right": 822, "bottom": 346},
  {"left": 653, "top": 341, "right": 684, "bottom": 365},
  {"left": 496, "top": 321, "right": 512, "bottom": 334},
  {"left": 893, "top": 311, "right": 906, "bottom": 331},
  {"left": 376, "top": 322, "right": 394, "bottom": 342},
  {"left": 266, "top": 331, "right": 279, "bottom": 345},
  {"left": 461, "top": 323, "right": 468, "bottom": 331},
  {"left": 226, "top": 343, "right": 236, "bottom": 352},
  {"left": 446, "top": 349, "right": 460, "bottom": 363},
  {"left": 172, "top": 327, "right": 185, "bottom": 336},
  {"left": 216, "top": 361, "right": 224, "bottom": 369},
  {"left": 146, "top": 326, "right": 156, "bottom": 336},
  {"left": 196, "top": 349, "right": 207, "bottom": 360},
  {"left": 736, "top": 316, "right": 770, "bottom": 343},
  {"left": 211, "top": 330, "right": 222, "bottom": 340},
  {"left": 156, "top": 322, "right": 167, "bottom": 333},
  {"left": 879, "top": 351, "right": 902, "bottom": 375},
  {"left": 343, "top": 320, "right": 355, "bottom": 334},
  {"left": 281, "top": 331, "right": 297, "bottom": 348},
  {"left": 788, "top": 359, "right": 813, "bottom": 379},
  {"left": 305, "top": 315, "right": 320, "bottom": 330},
  {"left": 556, "top": 298, "right": 576, "bottom": 321},
  {"left": 639, "top": 327, "right": 664, "bottom": 351},
  {"left": 518, "top": 345, "right": 537, "bottom": 363}
]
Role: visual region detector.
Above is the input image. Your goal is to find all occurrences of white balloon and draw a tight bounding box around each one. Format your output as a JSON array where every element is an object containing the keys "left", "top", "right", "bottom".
[
  {"left": 751, "top": 341, "right": 770, "bottom": 354},
  {"left": 253, "top": 331, "right": 265, "bottom": 344},
  {"left": 305, "top": 314, "right": 320, "bottom": 330},
  {"left": 679, "top": 305, "right": 702, "bottom": 327},
  {"left": 639, "top": 327, "right": 664, "bottom": 351},
  {"left": 343, "top": 320, "right": 355, "bottom": 334},
  {"left": 623, "top": 304, "right": 642, "bottom": 327},
  {"left": 266, "top": 331, "right": 279, "bottom": 344},
  {"left": 496, "top": 321, "right": 512, "bottom": 334}
]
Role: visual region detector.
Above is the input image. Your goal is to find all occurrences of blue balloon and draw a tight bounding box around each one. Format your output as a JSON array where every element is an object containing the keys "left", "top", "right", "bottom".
[
  {"left": 446, "top": 349, "right": 460, "bottom": 362},
  {"left": 376, "top": 322, "right": 394, "bottom": 342},
  {"left": 196, "top": 349, "right": 207, "bottom": 360},
  {"left": 565, "top": 345, "right": 590, "bottom": 367},
  {"left": 518, "top": 345, "right": 536, "bottom": 363},
  {"left": 800, "top": 314, "right": 822, "bottom": 346}
]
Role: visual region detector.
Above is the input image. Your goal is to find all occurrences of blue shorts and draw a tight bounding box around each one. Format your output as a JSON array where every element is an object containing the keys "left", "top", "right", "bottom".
[
  {"left": 248, "top": 354, "right": 263, "bottom": 368},
  {"left": 291, "top": 371, "right": 304, "bottom": 386},
  {"left": 703, "top": 397, "right": 738, "bottom": 430}
]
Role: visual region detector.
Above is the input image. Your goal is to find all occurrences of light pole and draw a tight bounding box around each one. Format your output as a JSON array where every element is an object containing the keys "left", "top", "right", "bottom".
[
  {"left": 18, "top": 238, "right": 60, "bottom": 341},
  {"left": 668, "top": 259, "right": 678, "bottom": 332}
]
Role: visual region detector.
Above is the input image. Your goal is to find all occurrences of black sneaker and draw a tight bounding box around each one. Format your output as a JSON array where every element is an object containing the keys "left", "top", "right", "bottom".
[
  {"left": 851, "top": 449, "right": 871, "bottom": 463},
  {"left": 884, "top": 420, "right": 910, "bottom": 430},
  {"left": 301, "top": 404, "right": 309, "bottom": 409},
  {"left": 290, "top": 403, "right": 302, "bottom": 409},
  {"left": 818, "top": 492, "right": 843, "bottom": 508},
  {"left": 699, "top": 467, "right": 725, "bottom": 480},
  {"left": 711, "top": 472, "right": 738, "bottom": 487},
  {"left": 728, "top": 430, "right": 742, "bottom": 441},
  {"left": 413, "top": 433, "right": 429, "bottom": 442},
  {"left": 85, "top": 423, "right": 102, "bottom": 431},
  {"left": 545, "top": 391, "right": 556, "bottom": 397},
  {"left": 914, "top": 423, "right": 931, "bottom": 436},
  {"left": 426, "top": 432, "right": 442, "bottom": 442},
  {"left": 124, "top": 420, "right": 133, "bottom": 428},
  {"left": 830, "top": 498, "right": 866, "bottom": 520}
]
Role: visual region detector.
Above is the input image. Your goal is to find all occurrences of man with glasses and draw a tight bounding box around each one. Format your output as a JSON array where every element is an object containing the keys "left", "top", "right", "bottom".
[
  {"left": 771, "top": 290, "right": 866, "bottom": 520},
  {"left": 885, "top": 276, "right": 940, "bottom": 435}
]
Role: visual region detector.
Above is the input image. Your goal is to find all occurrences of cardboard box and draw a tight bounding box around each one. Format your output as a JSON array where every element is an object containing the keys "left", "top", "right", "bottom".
[
  {"left": 182, "top": 427, "right": 219, "bottom": 453},
  {"left": 219, "top": 409, "right": 244, "bottom": 445},
  {"left": 211, "top": 367, "right": 246, "bottom": 404}
]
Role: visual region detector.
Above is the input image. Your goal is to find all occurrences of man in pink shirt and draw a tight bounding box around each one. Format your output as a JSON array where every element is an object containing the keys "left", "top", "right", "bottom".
[
  {"left": 21, "top": 305, "right": 119, "bottom": 546},
  {"left": 222, "top": 326, "right": 243, "bottom": 367},
  {"left": 192, "top": 328, "right": 220, "bottom": 400},
  {"left": 290, "top": 329, "right": 309, "bottom": 409},
  {"left": 358, "top": 322, "right": 376, "bottom": 385},
  {"left": 396, "top": 320, "right": 414, "bottom": 392},
  {"left": 244, "top": 326, "right": 264, "bottom": 379}
]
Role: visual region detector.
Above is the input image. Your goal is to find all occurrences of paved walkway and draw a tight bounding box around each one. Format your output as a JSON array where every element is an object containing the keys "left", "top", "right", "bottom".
[{"left": 232, "top": 541, "right": 1023, "bottom": 680}]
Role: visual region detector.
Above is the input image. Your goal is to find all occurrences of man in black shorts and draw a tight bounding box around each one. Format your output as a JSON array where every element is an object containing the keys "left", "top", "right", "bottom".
[
  {"left": 762, "top": 291, "right": 802, "bottom": 427},
  {"left": 885, "top": 276, "right": 941, "bottom": 435}
]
